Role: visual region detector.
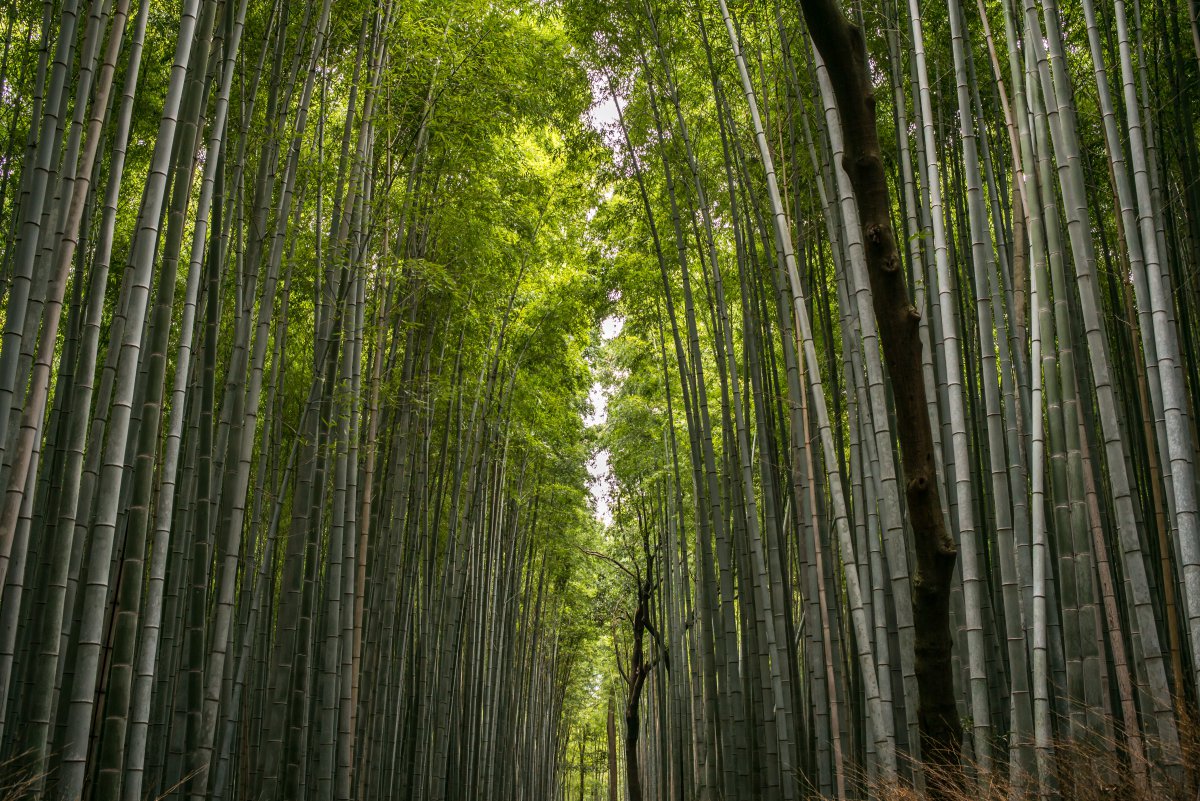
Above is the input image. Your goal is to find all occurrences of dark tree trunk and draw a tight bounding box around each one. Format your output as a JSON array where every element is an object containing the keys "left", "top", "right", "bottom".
[
  {"left": 624, "top": 705, "right": 641, "bottom": 801},
  {"left": 617, "top": 556, "right": 658, "bottom": 801},
  {"left": 794, "top": 0, "right": 963, "bottom": 790}
]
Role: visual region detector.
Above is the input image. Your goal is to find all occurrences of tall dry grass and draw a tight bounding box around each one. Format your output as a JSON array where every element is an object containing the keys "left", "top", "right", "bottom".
[{"left": 856, "top": 708, "right": 1200, "bottom": 801}]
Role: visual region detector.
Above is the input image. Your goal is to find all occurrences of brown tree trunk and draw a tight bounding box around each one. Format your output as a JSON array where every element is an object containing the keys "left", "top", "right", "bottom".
[
  {"left": 624, "top": 704, "right": 642, "bottom": 801},
  {"left": 795, "top": 0, "right": 963, "bottom": 789}
]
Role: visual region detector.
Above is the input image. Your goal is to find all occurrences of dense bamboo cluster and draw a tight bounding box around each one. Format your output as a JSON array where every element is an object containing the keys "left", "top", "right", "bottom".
[
  {"left": 3, "top": 0, "right": 1200, "bottom": 798},
  {"left": 0, "top": 0, "right": 604, "bottom": 798},
  {"left": 566, "top": 0, "right": 1200, "bottom": 798}
]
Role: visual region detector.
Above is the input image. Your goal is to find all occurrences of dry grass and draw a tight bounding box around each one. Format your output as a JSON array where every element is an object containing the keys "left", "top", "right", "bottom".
[
  {"left": 855, "top": 710, "right": 1200, "bottom": 801},
  {"left": 0, "top": 750, "right": 45, "bottom": 801},
  {"left": 0, "top": 752, "right": 205, "bottom": 801}
]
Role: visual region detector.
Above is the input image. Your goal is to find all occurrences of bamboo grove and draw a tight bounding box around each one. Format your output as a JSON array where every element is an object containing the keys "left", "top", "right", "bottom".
[
  {"left": 563, "top": 0, "right": 1200, "bottom": 797},
  {"left": 0, "top": 0, "right": 1199, "bottom": 797},
  {"left": 0, "top": 0, "right": 609, "bottom": 797}
]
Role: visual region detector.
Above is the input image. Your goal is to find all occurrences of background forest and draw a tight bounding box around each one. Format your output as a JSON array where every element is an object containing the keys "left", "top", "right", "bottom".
[{"left": 0, "top": 0, "right": 1198, "bottom": 798}]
